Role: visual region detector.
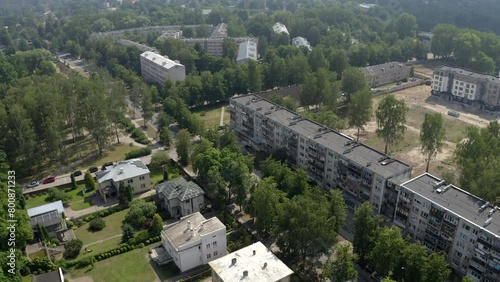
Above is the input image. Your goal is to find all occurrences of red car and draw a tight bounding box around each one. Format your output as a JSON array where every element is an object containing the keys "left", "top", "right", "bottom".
[{"left": 42, "top": 176, "right": 56, "bottom": 184}]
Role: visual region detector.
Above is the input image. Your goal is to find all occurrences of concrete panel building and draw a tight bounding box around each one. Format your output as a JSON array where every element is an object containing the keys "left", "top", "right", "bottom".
[
  {"left": 236, "top": 40, "right": 258, "bottom": 64},
  {"left": 155, "top": 178, "right": 205, "bottom": 218},
  {"left": 392, "top": 173, "right": 500, "bottom": 282},
  {"left": 272, "top": 22, "right": 289, "bottom": 35},
  {"left": 292, "top": 36, "right": 312, "bottom": 51},
  {"left": 140, "top": 51, "right": 186, "bottom": 85},
  {"left": 229, "top": 95, "right": 412, "bottom": 212},
  {"left": 209, "top": 241, "right": 294, "bottom": 282},
  {"left": 161, "top": 212, "right": 227, "bottom": 272},
  {"left": 363, "top": 62, "right": 411, "bottom": 88}
]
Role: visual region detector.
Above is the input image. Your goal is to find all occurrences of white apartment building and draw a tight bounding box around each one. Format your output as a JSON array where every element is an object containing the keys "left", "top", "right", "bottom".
[
  {"left": 272, "top": 22, "right": 289, "bottom": 35},
  {"left": 236, "top": 40, "right": 258, "bottom": 64},
  {"left": 209, "top": 241, "right": 294, "bottom": 282},
  {"left": 229, "top": 95, "right": 412, "bottom": 213},
  {"left": 292, "top": 36, "right": 312, "bottom": 51},
  {"left": 140, "top": 51, "right": 186, "bottom": 85},
  {"left": 432, "top": 66, "right": 500, "bottom": 111},
  {"left": 393, "top": 173, "right": 500, "bottom": 282},
  {"left": 161, "top": 212, "right": 227, "bottom": 272},
  {"left": 96, "top": 159, "right": 151, "bottom": 203}
]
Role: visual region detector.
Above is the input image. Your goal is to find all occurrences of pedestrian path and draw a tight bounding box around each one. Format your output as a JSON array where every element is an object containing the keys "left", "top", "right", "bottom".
[
  {"left": 220, "top": 106, "right": 225, "bottom": 126},
  {"left": 82, "top": 233, "right": 122, "bottom": 249}
]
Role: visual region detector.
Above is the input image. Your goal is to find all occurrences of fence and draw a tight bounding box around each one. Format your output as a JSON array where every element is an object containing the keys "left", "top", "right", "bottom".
[{"left": 372, "top": 80, "right": 425, "bottom": 96}]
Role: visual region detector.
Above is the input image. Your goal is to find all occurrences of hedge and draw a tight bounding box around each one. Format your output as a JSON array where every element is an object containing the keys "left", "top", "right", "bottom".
[
  {"left": 73, "top": 205, "right": 125, "bottom": 224},
  {"left": 125, "top": 147, "right": 152, "bottom": 160},
  {"left": 131, "top": 128, "right": 150, "bottom": 145}
]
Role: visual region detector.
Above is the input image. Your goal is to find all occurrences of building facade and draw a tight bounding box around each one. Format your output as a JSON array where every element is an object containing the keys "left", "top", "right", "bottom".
[
  {"left": 229, "top": 95, "right": 412, "bottom": 212},
  {"left": 155, "top": 178, "right": 205, "bottom": 218},
  {"left": 28, "top": 201, "right": 67, "bottom": 239},
  {"left": 209, "top": 241, "right": 294, "bottom": 282},
  {"left": 432, "top": 66, "right": 500, "bottom": 111},
  {"left": 392, "top": 173, "right": 500, "bottom": 282},
  {"left": 140, "top": 51, "right": 186, "bottom": 85},
  {"left": 161, "top": 212, "right": 227, "bottom": 272},
  {"left": 417, "top": 31, "right": 432, "bottom": 51},
  {"left": 272, "top": 22, "right": 289, "bottom": 35},
  {"left": 96, "top": 159, "right": 151, "bottom": 203},
  {"left": 363, "top": 62, "right": 411, "bottom": 88},
  {"left": 236, "top": 40, "right": 258, "bottom": 64},
  {"left": 292, "top": 36, "right": 312, "bottom": 51}
]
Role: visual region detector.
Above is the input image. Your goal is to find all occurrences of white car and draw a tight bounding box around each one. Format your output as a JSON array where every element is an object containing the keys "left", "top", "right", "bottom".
[{"left": 27, "top": 181, "right": 40, "bottom": 188}]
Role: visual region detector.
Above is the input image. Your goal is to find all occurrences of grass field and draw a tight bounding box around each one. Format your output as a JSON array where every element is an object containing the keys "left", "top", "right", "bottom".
[
  {"left": 193, "top": 104, "right": 230, "bottom": 128},
  {"left": 363, "top": 130, "right": 421, "bottom": 156},
  {"left": 25, "top": 184, "right": 94, "bottom": 210},
  {"left": 75, "top": 143, "right": 139, "bottom": 171},
  {"left": 79, "top": 237, "right": 123, "bottom": 258},
  {"left": 28, "top": 249, "right": 47, "bottom": 259},
  {"left": 74, "top": 209, "right": 128, "bottom": 245},
  {"left": 68, "top": 246, "right": 179, "bottom": 282}
]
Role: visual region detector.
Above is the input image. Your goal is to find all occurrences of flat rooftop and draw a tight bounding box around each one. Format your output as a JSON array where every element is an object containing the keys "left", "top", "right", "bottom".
[
  {"left": 162, "top": 212, "right": 225, "bottom": 251},
  {"left": 435, "top": 66, "right": 500, "bottom": 82},
  {"left": 231, "top": 95, "right": 411, "bottom": 178},
  {"left": 402, "top": 173, "right": 500, "bottom": 237},
  {"left": 209, "top": 241, "right": 293, "bottom": 282},
  {"left": 140, "top": 51, "right": 184, "bottom": 69}
]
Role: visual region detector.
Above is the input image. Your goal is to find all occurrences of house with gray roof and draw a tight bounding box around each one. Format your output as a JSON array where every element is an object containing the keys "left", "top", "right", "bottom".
[
  {"left": 27, "top": 201, "right": 67, "bottom": 239},
  {"left": 236, "top": 40, "right": 258, "bottom": 64},
  {"left": 96, "top": 159, "right": 151, "bottom": 203},
  {"left": 32, "top": 268, "right": 64, "bottom": 282},
  {"left": 363, "top": 61, "right": 411, "bottom": 87},
  {"left": 155, "top": 178, "right": 205, "bottom": 218}
]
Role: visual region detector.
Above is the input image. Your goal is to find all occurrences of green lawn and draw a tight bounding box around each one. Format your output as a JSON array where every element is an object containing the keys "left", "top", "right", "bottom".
[
  {"left": 74, "top": 209, "right": 128, "bottom": 245},
  {"left": 28, "top": 249, "right": 47, "bottom": 259},
  {"left": 150, "top": 162, "right": 181, "bottom": 186},
  {"left": 25, "top": 184, "right": 94, "bottom": 210},
  {"left": 22, "top": 275, "right": 32, "bottom": 282},
  {"left": 79, "top": 236, "right": 123, "bottom": 258},
  {"left": 68, "top": 246, "right": 179, "bottom": 282},
  {"left": 193, "top": 104, "right": 230, "bottom": 127},
  {"left": 75, "top": 143, "right": 140, "bottom": 172},
  {"left": 363, "top": 129, "right": 421, "bottom": 155}
]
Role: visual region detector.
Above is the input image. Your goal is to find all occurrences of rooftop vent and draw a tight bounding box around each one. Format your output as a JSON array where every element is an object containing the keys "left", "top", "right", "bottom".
[
  {"left": 367, "top": 162, "right": 372, "bottom": 167},
  {"left": 187, "top": 220, "right": 191, "bottom": 231},
  {"left": 232, "top": 258, "right": 237, "bottom": 265},
  {"left": 243, "top": 270, "right": 248, "bottom": 277},
  {"left": 314, "top": 134, "right": 322, "bottom": 139},
  {"left": 489, "top": 208, "right": 497, "bottom": 217},
  {"left": 436, "top": 188, "right": 442, "bottom": 194},
  {"left": 479, "top": 202, "right": 490, "bottom": 213},
  {"left": 289, "top": 121, "right": 297, "bottom": 126},
  {"left": 263, "top": 262, "right": 267, "bottom": 269},
  {"left": 485, "top": 218, "right": 493, "bottom": 227},
  {"left": 255, "top": 107, "right": 262, "bottom": 111},
  {"left": 381, "top": 159, "right": 395, "bottom": 166},
  {"left": 119, "top": 168, "right": 124, "bottom": 174},
  {"left": 253, "top": 250, "right": 256, "bottom": 255}
]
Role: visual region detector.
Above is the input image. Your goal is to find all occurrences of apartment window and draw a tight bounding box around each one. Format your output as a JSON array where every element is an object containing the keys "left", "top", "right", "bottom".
[
  {"left": 462, "top": 223, "right": 470, "bottom": 231},
  {"left": 127, "top": 179, "right": 134, "bottom": 184},
  {"left": 414, "top": 198, "right": 421, "bottom": 205},
  {"left": 457, "top": 241, "right": 465, "bottom": 250},
  {"left": 470, "top": 239, "right": 475, "bottom": 245},
  {"left": 213, "top": 251, "right": 218, "bottom": 256},
  {"left": 206, "top": 244, "right": 210, "bottom": 249},
  {"left": 185, "top": 200, "right": 190, "bottom": 203},
  {"left": 459, "top": 232, "right": 468, "bottom": 241},
  {"left": 455, "top": 251, "right": 462, "bottom": 258},
  {"left": 473, "top": 229, "right": 478, "bottom": 235},
  {"left": 140, "top": 184, "right": 146, "bottom": 188},
  {"left": 420, "top": 211, "right": 428, "bottom": 219},
  {"left": 207, "top": 254, "right": 211, "bottom": 259},
  {"left": 212, "top": 241, "right": 217, "bottom": 247}
]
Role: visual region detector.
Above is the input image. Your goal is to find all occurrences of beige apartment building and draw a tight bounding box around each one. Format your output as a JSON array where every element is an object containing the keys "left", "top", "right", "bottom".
[{"left": 140, "top": 51, "right": 186, "bottom": 85}]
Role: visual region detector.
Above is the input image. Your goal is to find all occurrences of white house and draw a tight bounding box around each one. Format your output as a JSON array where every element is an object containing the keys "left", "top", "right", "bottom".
[
  {"left": 209, "top": 241, "right": 294, "bottom": 282},
  {"left": 236, "top": 40, "right": 258, "bottom": 64},
  {"left": 96, "top": 159, "right": 151, "bottom": 203},
  {"left": 28, "top": 201, "right": 67, "bottom": 239},
  {"left": 272, "top": 22, "right": 289, "bottom": 35},
  {"left": 161, "top": 212, "right": 227, "bottom": 272},
  {"left": 292, "top": 36, "right": 312, "bottom": 51},
  {"left": 155, "top": 178, "right": 205, "bottom": 218},
  {"left": 140, "top": 51, "right": 186, "bottom": 85}
]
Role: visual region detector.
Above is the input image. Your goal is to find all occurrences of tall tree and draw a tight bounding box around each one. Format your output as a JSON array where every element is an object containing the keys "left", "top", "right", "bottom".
[
  {"left": 251, "top": 177, "right": 287, "bottom": 235},
  {"left": 149, "top": 213, "right": 163, "bottom": 236},
  {"left": 453, "top": 31, "right": 481, "bottom": 67},
  {"left": 341, "top": 67, "right": 368, "bottom": 103},
  {"left": 395, "top": 13, "right": 417, "bottom": 39},
  {"left": 347, "top": 88, "right": 373, "bottom": 141},
  {"left": 205, "top": 167, "right": 227, "bottom": 208},
  {"left": 70, "top": 174, "right": 78, "bottom": 190},
  {"left": 431, "top": 24, "right": 459, "bottom": 58},
  {"left": 142, "top": 87, "right": 153, "bottom": 128},
  {"left": 107, "top": 80, "right": 127, "bottom": 144},
  {"left": 247, "top": 60, "right": 262, "bottom": 92},
  {"left": 420, "top": 113, "right": 446, "bottom": 172},
  {"left": 160, "top": 126, "right": 172, "bottom": 149},
  {"left": 392, "top": 243, "right": 428, "bottom": 282},
  {"left": 369, "top": 227, "right": 405, "bottom": 278},
  {"left": 176, "top": 129, "right": 191, "bottom": 166},
  {"left": 353, "top": 202, "right": 381, "bottom": 264},
  {"left": 375, "top": 95, "right": 409, "bottom": 154},
  {"left": 424, "top": 252, "right": 451, "bottom": 282},
  {"left": 322, "top": 244, "right": 358, "bottom": 282},
  {"left": 329, "top": 189, "right": 347, "bottom": 234}
]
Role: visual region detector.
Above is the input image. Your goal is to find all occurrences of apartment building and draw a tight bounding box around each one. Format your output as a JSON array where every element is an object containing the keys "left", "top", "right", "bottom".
[
  {"left": 236, "top": 40, "right": 258, "bottom": 64},
  {"left": 272, "top": 22, "right": 289, "bottom": 35},
  {"left": 417, "top": 31, "right": 432, "bottom": 51},
  {"left": 432, "top": 66, "right": 500, "bottom": 111},
  {"left": 363, "top": 62, "right": 411, "bottom": 88},
  {"left": 140, "top": 51, "right": 186, "bottom": 85},
  {"left": 184, "top": 37, "right": 258, "bottom": 57},
  {"left": 292, "top": 37, "right": 312, "bottom": 51},
  {"left": 161, "top": 212, "right": 227, "bottom": 272},
  {"left": 393, "top": 173, "right": 500, "bottom": 282},
  {"left": 229, "top": 95, "right": 412, "bottom": 212}
]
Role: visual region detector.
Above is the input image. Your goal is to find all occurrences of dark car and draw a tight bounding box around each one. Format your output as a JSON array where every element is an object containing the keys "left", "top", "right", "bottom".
[
  {"left": 42, "top": 176, "right": 55, "bottom": 184},
  {"left": 72, "top": 171, "right": 82, "bottom": 177},
  {"left": 88, "top": 166, "right": 98, "bottom": 173},
  {"left": 101, "top": 162, "right": 113, "bottom": 170}
]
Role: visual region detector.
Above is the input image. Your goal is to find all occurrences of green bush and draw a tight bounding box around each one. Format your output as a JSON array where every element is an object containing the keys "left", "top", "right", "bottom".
[
  {"left": 66, "top": 220, "right": 74, "bottom": 228},
  {"left": 125, "top": 147, "right": 152, "bottom": 160},
  {"left": 122, "top": 119, "right": 135, "bottom": 133},
  {"left": 88, "top": 218, "right": 106, "bottom": 232},
  {"left": 63, "top": 239, "right": 83, "bottom": 260},
  {"left": 85, "top": 215, "right": 95, "bottom": 222},
  {"left": 131, "top": 128, "right": 150, "bottom": 145},
  {"left": 50, "top": 237, "right": 60, "bottom": 246}
]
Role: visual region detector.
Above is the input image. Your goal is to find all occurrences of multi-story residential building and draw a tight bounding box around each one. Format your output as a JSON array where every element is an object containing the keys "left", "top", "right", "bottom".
[
  {"left": 155, "top": 177, "right": 205, "bottom": 218},
  {"left": 161, "top": 212, "right": 227, "bottom": 272},
  {"left": 184, "top": 37, "right": 257, "bottom": 57},
  {"left": 140, "top": 51, "right": 186, "bottom": 85},
  {"left": 96, "top": 159, "right": 151, "bottom": 203},
  {"left": 236, "top": 40, "right": 258, "bottom": 64},
  {"left": 229, "top": 95, "right": 412, "bottom": 212},
  {"left": 392, "top": 173, "right": 500, "bottom": 282},
  {"left": 28, "top": 201, "right": 67, "bottom": 239},
  {"left": 115, "top": 39, "right": 159, "bottom": 53},
  {"left": 272, "top": 22, "right": 289, "bottom": 35},
  {"left": 209, "top": 241, "right": 294, "bottom": 282},
  {"left": 417, "top": 31, "right": 432, "bottom": 51},
  {"left": 431, "top": 66, "right": 500, "bottom": 111},
  {"left": 292, "top": 36, "right": 312, "bottom": 51},
  {"left": 363, "top": 62, "right": 411, "bottom": 88}
]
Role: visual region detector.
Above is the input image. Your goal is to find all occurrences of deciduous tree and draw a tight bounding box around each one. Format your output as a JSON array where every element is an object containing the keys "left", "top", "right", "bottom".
[
  {"left": 375, "top": 95, "right": 409, "bottom": 154},
  {"left": 353, "top": 202, "right": 381, "bottom": 264},
  {"left": 251, "top": 177, "right": 287, "bottom": 235},
  {"left": 348, "top": 88, "right": 373, "bottom": 141},
  {"left": 369, "top": 227, "right": 405, "bottom": 278},
  {"left": 176, "top": 129, "right": 191, "bottom": 166},
  {"left": 420, "top": 113, "right": 446, "bottom": 172},
  {"left": 322, "top": 244, "right": 358, "bottom": 282},
  {"left": 342, "top": 67, "right": 368, "bottom": 103}
]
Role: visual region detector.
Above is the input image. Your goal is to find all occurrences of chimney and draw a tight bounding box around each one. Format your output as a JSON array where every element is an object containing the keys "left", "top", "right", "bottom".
[
  {"left": 243, "top": 270, "right": 248, "bottom": 277},
  {"left": 120, "top": 168, "right": 124, "bottom": 174},
  {"left": 263, "top": 262, "right": 267, "bottom": 269},
  {"left": 190, "top": 228, "right": 194, "bottom": 238},
  {"left": 253, "top": 250, "right": 256, "bottom": 255},
  {"left": 232, "top": 258, "right": 237, "bottom": 265}
]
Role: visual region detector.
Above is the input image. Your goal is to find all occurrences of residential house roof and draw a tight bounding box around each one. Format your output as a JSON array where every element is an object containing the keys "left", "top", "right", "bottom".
[
  {"left": 27, "top": 201, "right": 64, "bottom": 217},
  {"left": 140, "top": 51, "right": 184, "bottom": 70},
  {"left": 272, "top": 22, "right": 289, "bottom": 35},
  {"left": 363, "top": 61, "right": 409, "bottom": 77},
  {"left": 236, "top": 40, "right": 258, "bottom": 63},
  {"left": 209, "top": 241, "right": 294, "bottom": 282},
  {"left": 155, "top": 178, "right": 205, "bottom": 202},
  {"left": 292, "top": 36, "right": 312, "bottom": 51},
  {"left": 32, "top": 268, "right": 64, "bottom": 282},
  {"left": 96, "top": 159, "right": 150, "bottom": 184},
  {"left": 116, "top": 39, "right": 159, "bottom": 53}
]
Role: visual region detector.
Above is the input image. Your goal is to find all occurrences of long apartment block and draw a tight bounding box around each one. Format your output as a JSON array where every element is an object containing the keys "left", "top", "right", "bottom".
[
  {"left": 432, "top": 66, "right": 500, "bottom": 111},
  {"left": 229, "top": 95, "right": 412, "bottom": 213},
  {"left": 393, "top": 173, "right": 500, "bottom": 282}
]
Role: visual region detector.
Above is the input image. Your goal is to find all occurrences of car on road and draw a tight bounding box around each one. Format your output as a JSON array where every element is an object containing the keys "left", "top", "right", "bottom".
[
  {"left": 88, "top": 166, "right": 98, "bottom": 173},
  {"left": 27, "top": 181, "right": 39, "bottom": 188},
  {"left": 42, "top": 176, "right": 55, "bottom": 184},
  {"left": 448, "top": 110, "right": 460, "bottom": 118},
  {"left": 101, "top": 162, "right": 113, "bottom": 170},
  {"left": 72, "top": 171, "right": 82, "bottom": 177}
]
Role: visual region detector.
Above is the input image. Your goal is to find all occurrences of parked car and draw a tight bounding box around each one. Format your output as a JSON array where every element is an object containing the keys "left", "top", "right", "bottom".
[
  {"left": 72, "top": 171, "right": 82, "bottom": 177},
  {"left": 27, "top": 181, "right": 39, "bottom": 188},
  {"left": 88, "top": 166, "right": 98, "bottom": 173},
  {"left": 42, "top": 176, "right": 55, "bottom": 184},
  {"left": 101, "top": 162, "right": 113, "bottom": 170},
  {"left": 448, "top": 110, "right": 460, "bottom": 118}
]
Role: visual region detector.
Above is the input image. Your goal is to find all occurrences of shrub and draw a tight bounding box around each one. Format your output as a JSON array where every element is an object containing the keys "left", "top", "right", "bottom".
[
  {"left": 145, "top": 240, "right": 150, "bottom": 245},
  {"left": 149, "top": 152, "right": 170, "bottom": 170},
  {"left": 85, "top": 215, "right": 95, "bottom": 222},
  {"left": 66, "top": 220, "right": 74, "bottom": 228},
  {"left": 131, "top": 128, "right": 150, "bottom": 145},
  {"left": 139, "top": 243, "right": 144, "bottom": 248},
  {"left": 122, "top": 119, "right": 135, "bottom": 133},
  {"left": 47, "top": 188, "right": 72, "bottom": 206},
  {"left": 125, "top": 147, "right": 152, "bottom": 160},
  {"left": 88, "top": 218, "right": 106, "bottom": 232},
  {"left": 63, "top": 239, "right": 83, "bottom": 260},
  {"left": 50, "top": 237, "right": 60, "bottom": 246},
  {"left": 73, "top": 218, "right": 84, "bottom": 227}
]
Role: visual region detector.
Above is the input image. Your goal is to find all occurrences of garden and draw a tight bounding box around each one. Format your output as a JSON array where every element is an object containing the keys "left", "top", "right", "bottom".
[{"left": 25, "top": 183, "right": 94, "bottom": 211}]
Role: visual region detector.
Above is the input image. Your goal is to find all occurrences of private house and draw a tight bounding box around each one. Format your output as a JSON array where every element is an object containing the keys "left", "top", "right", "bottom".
[
  {"left": 209, "top": 241, "right": 294, "bottom": 282},
  {"left": 417, "top": 31, "right": 432, "bottom": 51},
  {"left": 32, "top": 268, "right": 65, "bottom": 282},
  {"left": 161, "top": 212, "right": 227, "bottom": 272},
  {"left": 392, "top": 173, "right": 500, "bottom": 282},
  {"left": 363, "top": 62, "right": 411, "bottom": 88},
  {"left": 272, "top": 22, "right": 289, "bottom": 35},
  {"left": 236, "top": 40, "right": 258, "bottom": 64},
  {"left": 96, "top": 159, "right": 151, "bottom": 203},
  {"left": 140, "top": 51, "right": 186, "bottom": 85},
  {"left": 155, "top": 178, "right": 205, "bottom": 218},
  {"left": 27, "top": 201, "right": 67, "bottom": 240}
]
